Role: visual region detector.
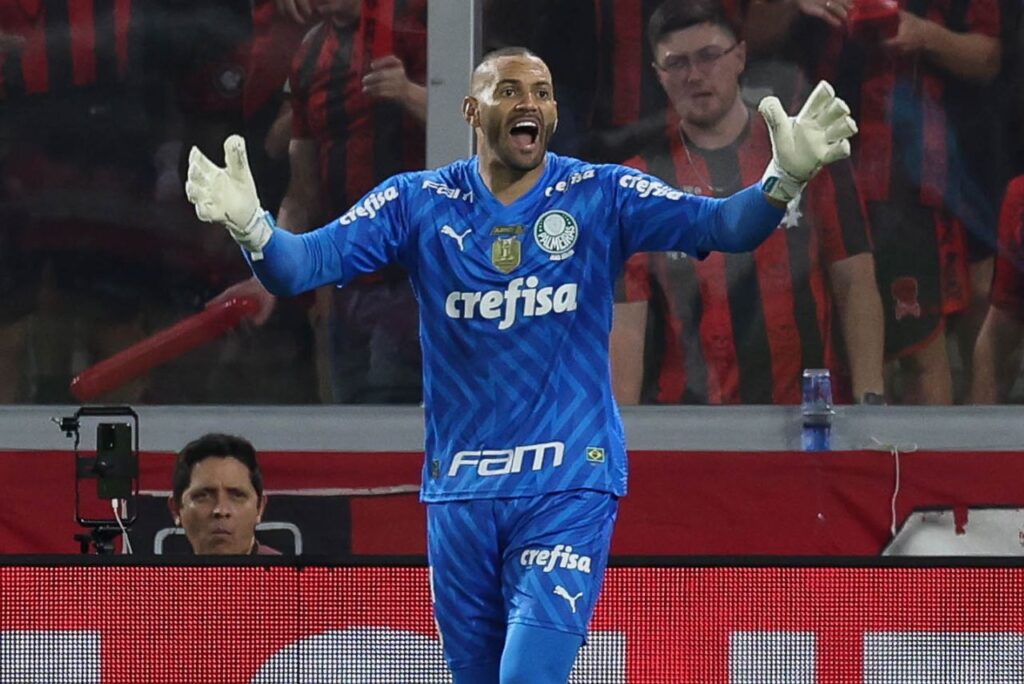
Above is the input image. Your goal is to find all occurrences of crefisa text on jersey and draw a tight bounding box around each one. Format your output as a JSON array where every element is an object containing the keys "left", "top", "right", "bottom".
[
  {"left": 619, "top": 174, "right": 685, "bottom": 200},
  {"left": 520, "top": 544, "right": 593, "bottom": 574},
  {"left": 445, "top": 276, "right": 578, "bottom": 330},
  {"left": 338, "top": 186, "right": 400, "bottom": 225}
]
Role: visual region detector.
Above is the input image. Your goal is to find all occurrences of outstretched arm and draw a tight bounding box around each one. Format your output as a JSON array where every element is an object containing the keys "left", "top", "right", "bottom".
[
  {"left": 621, "top": 81, "right": 858, "bottom": 257},
  {"left": 185, "top": 135, "right": 410, "bottom": 296}
]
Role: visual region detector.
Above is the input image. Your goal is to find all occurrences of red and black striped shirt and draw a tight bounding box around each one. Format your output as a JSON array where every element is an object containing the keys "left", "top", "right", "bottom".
[
  {"left": 245, "top": 0, "right": 305, "bottom": 121},
  {"left": 594, "top": 0, "right": 668, "bottom": 133},
  {"left": 622, "top": 112, "right": 872, "bottom": 404},
  {"left": 289, "top": 0, "right": 425, "bottom": 217},
  {"left": 0, "top": 0, "right": 136, "bottom": 99},
  {"left": 991, "top": 175, "right": 1024, "bottom": 320},
  {"left": 813, "top": 0, "right": 1001, "bottom": 209}
]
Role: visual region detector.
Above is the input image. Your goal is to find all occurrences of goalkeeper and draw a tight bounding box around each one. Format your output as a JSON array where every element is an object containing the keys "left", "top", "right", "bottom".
[{"left": 185, "top": 47, "right": 856, "bottom": 684}]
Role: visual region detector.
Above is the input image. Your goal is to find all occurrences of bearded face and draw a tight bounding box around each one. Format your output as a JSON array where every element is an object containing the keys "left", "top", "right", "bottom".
[{"left": 466, "top": 55, "right": 558, "bottom": 173}]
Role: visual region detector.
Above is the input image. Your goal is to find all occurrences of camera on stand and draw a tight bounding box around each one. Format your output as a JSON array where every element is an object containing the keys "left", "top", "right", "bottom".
[{"left": 54, "top": 406, "right": 140, "bottom": 555}]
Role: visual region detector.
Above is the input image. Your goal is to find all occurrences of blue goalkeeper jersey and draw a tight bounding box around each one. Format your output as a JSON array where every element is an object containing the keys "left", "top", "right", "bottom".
[{"left": 252, "top": 152, "right": 781, "bottom": 502}]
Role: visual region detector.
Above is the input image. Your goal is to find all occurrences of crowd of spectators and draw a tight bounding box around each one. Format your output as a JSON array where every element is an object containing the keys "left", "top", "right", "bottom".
[{"left": 1, "top": 0, "right": 1022, "bottom": 405}]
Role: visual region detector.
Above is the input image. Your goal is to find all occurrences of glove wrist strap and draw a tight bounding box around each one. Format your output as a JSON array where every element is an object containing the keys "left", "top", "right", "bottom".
[
  {"left": 760, "top": 161, "right": 807, "bottom": 204},
  {"left": 231, "top": 208, "right": 273, "bottom": 261}
]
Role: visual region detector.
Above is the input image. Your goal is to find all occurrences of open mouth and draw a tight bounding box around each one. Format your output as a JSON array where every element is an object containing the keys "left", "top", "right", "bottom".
[{"left": 508, "top": 119, "right": 540, "bottom": 151}]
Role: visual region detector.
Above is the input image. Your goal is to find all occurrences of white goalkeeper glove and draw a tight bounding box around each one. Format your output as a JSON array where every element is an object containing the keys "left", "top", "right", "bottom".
[
  {"left": 184, "top": 135, "right": 273, "bottom": 259},
  {"left": 759, "top": 80, "right": 857, "bottom": 205}
]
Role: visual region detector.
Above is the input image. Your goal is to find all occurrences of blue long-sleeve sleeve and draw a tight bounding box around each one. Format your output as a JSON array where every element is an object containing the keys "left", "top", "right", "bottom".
[
  {"left": 701, "top": 184, "right": 786, "bottom": 253},
  {"left": 244, "top": 222, "right": 347, "bottom": 296},
  {"left": 249, "top": 168, "right": 784, "bottom": 296},
  {"left": 616, "top": 168, "right": 785, "bottom": 258},
  {"left": 243, "top": 178, "right": 414, "bottom": 295}
]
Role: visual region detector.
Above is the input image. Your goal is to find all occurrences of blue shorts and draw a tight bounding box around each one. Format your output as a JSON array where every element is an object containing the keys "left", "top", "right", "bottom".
[{"left": 427, "top": 489, "right": 618, "bottom": 672}]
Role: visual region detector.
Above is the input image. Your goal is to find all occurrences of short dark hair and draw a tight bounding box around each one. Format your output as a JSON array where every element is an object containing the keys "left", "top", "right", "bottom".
[
  {"left": 647, "top": 0, "right": 740, "bottom": 54},
  {"left": 471, "top": 46, "right": 543, "bottom": 93},
  {"left": 171, "top": 433, "right": 263, "bottom": 505}
]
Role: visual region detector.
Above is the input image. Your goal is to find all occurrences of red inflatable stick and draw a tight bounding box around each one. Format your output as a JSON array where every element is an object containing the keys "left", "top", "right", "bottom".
[{"left": 70, "top": 297, "right": 260, "bottom": 401}]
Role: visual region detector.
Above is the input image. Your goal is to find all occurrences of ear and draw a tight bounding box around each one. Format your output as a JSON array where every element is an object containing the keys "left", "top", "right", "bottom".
[
  {"left": 167, "top": 496, "right": 180, "bottom": 525},
  {"left": 462, "top": 97, "right": 478, "bottom": 126},
  {"left": 256, "top": 494, "right": 268, "bottom": 523}
]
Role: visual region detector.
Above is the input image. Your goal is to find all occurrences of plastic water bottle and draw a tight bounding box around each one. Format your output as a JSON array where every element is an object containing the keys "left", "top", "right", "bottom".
[{"left": 801, "top": 369, "right": 833, "bottom": 451}]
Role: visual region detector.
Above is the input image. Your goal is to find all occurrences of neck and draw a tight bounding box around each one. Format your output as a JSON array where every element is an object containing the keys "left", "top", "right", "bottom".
[
  {"left": 678, "top": 95, "right": 748, "bottom": 150},
  {"left": 477, "top": 147, "right": 546, "bottom": 205}
]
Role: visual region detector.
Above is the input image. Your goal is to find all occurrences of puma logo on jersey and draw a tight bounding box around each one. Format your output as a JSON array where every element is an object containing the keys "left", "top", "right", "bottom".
[
  {"left": 445, "top": 276, "right": 578, "bottom": 330},
  {"left": 440, "top": 225, "right": 472, "bottom": 251},
  {"left": 554, "top": 585, "right": 584, "bottom": 613}
]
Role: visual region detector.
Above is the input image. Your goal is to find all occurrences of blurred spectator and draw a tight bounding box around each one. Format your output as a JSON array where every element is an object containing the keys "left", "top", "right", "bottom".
[
  {"left": 243, "top": 1, "right": 308, "bottom": 206},
  {"left": 0, "top": 0, "right": 171, "bottom": 402},
  {"left": 943, "top": 0, "right": 1020, "bottom": 399},
  {"left": 168, "top": 433, "right": 279, "bottom": 555},
  {"left": 0, "top": 0, "right": 317, "bottom": 404},
  {"left": 150, "top": 0, "right": 319, "bottom": 404},
  {"left": 611, "top": 0, "right": 885, "bottom": 405},
  {"left": 1010, "top": 0, "right": 1024, "bottom": 172},
  {"left": 151, "top": 0, "right": 251, "bottom": 172},
  {"left": 971, "top": 174, "right": 1024, "bottom": 402},
  {"left": 797, "top": 0, "right": 1001, "bottom": 403},
  {"left": 214, "top": 0, "right": 426, "bottom": 404},
  {"left": 150, "top": 0, "right": 303, "bottom": 204},
  {"left": 733, "top": 0, "right": 1004, "bottom": 402}
]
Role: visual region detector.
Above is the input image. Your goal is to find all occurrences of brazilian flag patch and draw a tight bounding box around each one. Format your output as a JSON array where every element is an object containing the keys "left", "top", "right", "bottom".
[{"left": 586, "top": 446, "right": 605, "bottom": 464}]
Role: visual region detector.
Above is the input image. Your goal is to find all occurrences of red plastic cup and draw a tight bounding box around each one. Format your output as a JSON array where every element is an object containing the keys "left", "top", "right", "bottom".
[{"left": 849, "top": 0, "right": 900, "bottom": 41}]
